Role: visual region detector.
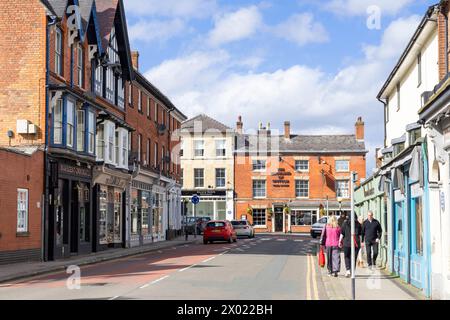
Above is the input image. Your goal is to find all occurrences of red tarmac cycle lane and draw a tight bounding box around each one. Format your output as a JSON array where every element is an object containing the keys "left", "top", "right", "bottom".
[{"left": 0, "top": 240, "right": 236, "bottom": 291}]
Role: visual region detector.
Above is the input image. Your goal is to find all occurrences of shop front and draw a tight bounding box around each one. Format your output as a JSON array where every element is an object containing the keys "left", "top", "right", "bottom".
[
  {"left": 182, "top": 190, "right": 232, "bottom": 221},
  {"left": 47, "top": 158, "right": 93, "bottom": 260},
  {"left": 93, "top": 166, "right": 130, "bottom": 251},
  {"left": 130, "top": 180, "right": 154, "bottom": 247}
]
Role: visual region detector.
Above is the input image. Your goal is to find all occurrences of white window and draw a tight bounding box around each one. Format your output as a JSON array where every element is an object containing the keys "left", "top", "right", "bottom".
[
  {"left": 55, "top": 28, "right": 62, "bottom": 76},
  {"left": 295, "top": 160, "right": 309, "bottom": 171},
  {"left": 336, "top": 180, "right": 350, "bottom": 198},
  {"left": 77, "top": 43, "right": 83, "bottom": 88},
  {"left": 335, "top": 160, "right": 349, "bottom": 172},
  {"left": 95, "top": 63, "right": 103, "bottom": 96},
  {"left": 17, "top": 189, "right": 28, "bottom": 233},
  {"left": 54, "top": 99, "right": 63, "bottom": 144},
  {"left": 88, "top": 112, "right": 95, "bottom": 154},
  {"left": 119, "top": 129, "right": 128, "bottom": 168},
  {"left": 194, "top": 140, "right": 204, "bottom": 157},
  {"left": 253, "top": 209, "right": 266, "bottom": 226},
  {"left": 194, "top": 169, "right": 204, "bottom": 188},
  {"left": 115, "top": 130, "right": 119, "bottom": 165},
  {"left": 118, "top": 77, "right": 125, "bottom": 109},
  {"left": 295, "top": 180, "right": 309, "bottom": 198},
  {"left": 216, "top": 139, "right": 226, "bottom": 157},
  {"left": 216, "top": 168, "right": 226, "bottom": 188},
  {"left": 138, "top": 134, "right": 142, "bottom": 162},
  {"left": 138, "top": 90, "right": 142, "bottom": 112},
  {"left": 77, "top": 108, "right": 85, "bottom": 152},
  {"left": 66, "top": 100, "right": 75, "bottom": 148},
  {"left": 253, "top": 180, "right": 266, "bottom": 198},
  {"left": 105, "top": 121, "right": 115, "bottom": 164},
  {"left": 252, "top": 160, "right": 266, "bottom": 171},
  {"left": 97, "top": 123, "right": 105, "bottom": 160}
]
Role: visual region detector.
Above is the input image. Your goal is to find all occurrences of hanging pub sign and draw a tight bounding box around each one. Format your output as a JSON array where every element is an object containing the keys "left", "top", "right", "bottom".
[{"left": 271, "top": 168, "right": 291, "bottom": 188}]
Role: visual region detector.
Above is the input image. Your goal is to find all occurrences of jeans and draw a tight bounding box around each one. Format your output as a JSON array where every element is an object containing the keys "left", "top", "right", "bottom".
[
  {"left": 343, "top": 246, "right": 360, "bottom": 271},
  {"left": 326, "top": 246, "right": 341, "bottom": 273},
  {"left": 365, "top": 241, "right": 379, "bottom": 267}
]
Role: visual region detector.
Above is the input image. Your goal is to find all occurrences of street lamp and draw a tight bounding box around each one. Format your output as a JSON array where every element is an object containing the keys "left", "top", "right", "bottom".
[{"left": 350, "top": 171, "right": 358, "bottom": 300}]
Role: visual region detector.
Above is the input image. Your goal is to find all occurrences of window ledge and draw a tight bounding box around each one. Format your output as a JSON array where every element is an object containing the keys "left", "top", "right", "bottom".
[{"left": 16, "top": 232, "right": 30, "bottom": 238}]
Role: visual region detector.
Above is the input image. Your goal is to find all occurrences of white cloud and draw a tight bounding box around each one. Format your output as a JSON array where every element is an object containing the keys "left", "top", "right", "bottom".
[
  {"left": 325, "top": 0, "right": 415, "bottom": 16},
  {"left": 128, "top": 19, "right": 187, "bottom": 43},
  {"left": 124, "top": 0, "right": 217, "bottom": 18},
  {"left": 272, "top": 13, "right": 329, "bottom": 46},
  {"left": 144, "top": 15, "right": 422, "bottom": 173},
  {"left": 207, "top": 6, "right": 263, "bottom": 46}
]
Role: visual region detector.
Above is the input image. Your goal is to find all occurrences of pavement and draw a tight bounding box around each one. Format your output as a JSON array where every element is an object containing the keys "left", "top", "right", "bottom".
[
  {"left": 316, "top": 248, "right": 425, "bottom": 300},
  {"left": 0, "top": 234, "right": 325, "bottom": 300},
  {"left": 0, "top": 235, "right": 201, "bottom": 284}
]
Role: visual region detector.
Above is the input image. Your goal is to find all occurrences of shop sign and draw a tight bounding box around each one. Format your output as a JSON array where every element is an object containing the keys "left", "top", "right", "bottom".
[
  {"left": 105, "top": 176, "right": 127, "bottom": 189},
  {"left": 59, "top": 163, "right": 91, "bottom": 179},
  {"left": 272, "top": 168, "right": 291, "bottom": 188}
]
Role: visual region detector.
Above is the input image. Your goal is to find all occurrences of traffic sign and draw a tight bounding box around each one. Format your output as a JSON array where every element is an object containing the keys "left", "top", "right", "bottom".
[{"left": 191, "top": 195, "right": 200, "bottom": 205}]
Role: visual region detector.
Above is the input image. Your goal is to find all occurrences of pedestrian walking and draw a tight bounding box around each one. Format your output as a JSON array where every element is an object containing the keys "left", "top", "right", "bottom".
[
  {"left": 339, "top": 213, "right": 362, "bottom": 277},
  {"left": 361, "top": 211, "right": 383, "bottom": 271},
  {"left": 337, "top": 211, "right": 347, "bottom": 228},
  {"left": 320, "top": 215, "right": 341, "bottom": 277}
]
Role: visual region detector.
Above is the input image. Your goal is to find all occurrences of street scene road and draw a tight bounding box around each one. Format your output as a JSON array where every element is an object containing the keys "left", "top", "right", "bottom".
[{"left": 0, "top": 235, "right": 326, "bottom": 300}]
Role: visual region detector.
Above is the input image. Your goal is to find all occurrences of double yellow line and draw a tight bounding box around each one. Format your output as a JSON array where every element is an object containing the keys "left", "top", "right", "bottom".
[{"left": 306, "top": 254, "right": 319, "bottom": 300}]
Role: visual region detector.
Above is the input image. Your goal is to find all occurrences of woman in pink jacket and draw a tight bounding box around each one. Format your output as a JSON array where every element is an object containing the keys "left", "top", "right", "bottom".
[{"left": 320, "top": 215, "right": 341, "bottom": 277}]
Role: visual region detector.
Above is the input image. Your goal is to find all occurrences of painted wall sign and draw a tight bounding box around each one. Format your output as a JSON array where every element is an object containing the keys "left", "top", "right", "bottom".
[
  {"left": 59, "top": 163, "right": 91, "bottom": 179},
  {"left": 272, "top": 168, "right": 291, "bottom": 188}
]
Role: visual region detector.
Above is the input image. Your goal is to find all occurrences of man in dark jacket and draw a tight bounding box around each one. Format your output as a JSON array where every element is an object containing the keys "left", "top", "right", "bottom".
[
  {"left": 337, "top": 211, "right": 347, "bottom": 228},
  {"left": 339, "top": 213, "right": 362, "bottom": 277},
  {"left": 362, "top": 211, "right": 383, "bottom": 270}
]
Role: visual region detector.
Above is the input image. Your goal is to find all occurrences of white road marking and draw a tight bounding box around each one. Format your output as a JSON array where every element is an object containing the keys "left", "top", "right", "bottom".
[
  {"left": 202, "top": 256, "right": 216, "bottom": 263},
  {"left": 219, "top": 250, "right": 229, "bottom": 256},
  {"left": 261, "top": 238, "right": 271, "bottom": 241},
  {"left": 276, "top": 239, "right": 287, "bottom": 241},
  {"left": 109, "top": 296, "right": 120, "bottom": 300},
  {"left": 140, "top": 275, "right": 170, "bottom": 289},
  {"left": 179, "top": 264, "right": 197, "bottom": 272}
]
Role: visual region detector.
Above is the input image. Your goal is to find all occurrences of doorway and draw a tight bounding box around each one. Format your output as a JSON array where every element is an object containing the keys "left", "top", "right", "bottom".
[{"left": 274, "top": 207, "right": 283, "bottom": 232}]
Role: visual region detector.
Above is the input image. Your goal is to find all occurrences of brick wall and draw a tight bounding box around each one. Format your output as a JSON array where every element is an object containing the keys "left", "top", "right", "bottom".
[
  {"left": 0, "top": 0, "right": 47, "bottom": 147},
  {"left": 0, "top": 148, "right": 44, "bottom": 253}
]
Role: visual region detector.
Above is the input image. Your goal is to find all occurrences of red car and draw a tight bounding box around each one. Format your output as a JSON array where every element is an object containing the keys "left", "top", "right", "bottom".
[{"left": 203, "top": 220, "right": 237, "bottom": 244}]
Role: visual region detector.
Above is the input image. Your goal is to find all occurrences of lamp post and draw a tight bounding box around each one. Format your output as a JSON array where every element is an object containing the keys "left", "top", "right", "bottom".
[
  {"left": 350, "top": 171, "right": 358, "bottom": 300},
  {"left": 183, "top": 198, "right": 189, "bottom": 241}
]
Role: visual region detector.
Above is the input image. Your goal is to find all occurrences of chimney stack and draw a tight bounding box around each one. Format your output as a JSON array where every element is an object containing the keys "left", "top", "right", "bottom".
[
  {"left": 131, "top": 51, "right": 139, "bottom": 70},
  {"left": 284, "top": 121, "right": 290, "bottom": 139},
  {"left": 375, "top": 148, "right": 382, "bottom": 169},
  {"left": 355, "top": 117, "right": 365, "bottom": 141},
  {"left": 236, "top": 116, "right": 243, "bottom": 134}
]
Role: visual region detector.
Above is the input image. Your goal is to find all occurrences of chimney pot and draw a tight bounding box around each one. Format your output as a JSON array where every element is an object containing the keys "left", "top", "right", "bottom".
[
  {"left": 236, "top": 115, "right": 243, "bottom": 134},
  {"left": 131, "top": 51, "right": 139, "bottom": 71}
]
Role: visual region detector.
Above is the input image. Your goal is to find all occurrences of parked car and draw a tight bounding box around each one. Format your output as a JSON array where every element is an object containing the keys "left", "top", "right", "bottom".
[
  {"left": 231, "top": 220, "right": 255, "bottom": 238},
  {"left": 310, "top": 216, "right": 328, "bottom": 238},
  {"left": 203, "top": 220, "right": 237, "bottom": 244},
  {"left": 196, "top": 217, "right": 212, "bottom": 234}
]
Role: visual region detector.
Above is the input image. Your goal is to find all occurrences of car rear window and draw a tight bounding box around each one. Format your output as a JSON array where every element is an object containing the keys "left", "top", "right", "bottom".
[
  {"left": 207, "top": 222, "right": 225, "bottom": 228},
  {"left": 231, "top": 221, "right": 247, "bottom": 226}
]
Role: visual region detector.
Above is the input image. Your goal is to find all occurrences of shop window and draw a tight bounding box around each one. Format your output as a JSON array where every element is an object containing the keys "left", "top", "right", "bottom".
[
  {"left": 113, "top": 190, "right": 122, "bottom": 243},
  {"left": 17, "top": 189, "right": 28, "bottom": 232},
  {"left": 216, "top": 168, "right": 226, "bottom": 188},
  {"left": 291, "top": 210, "right": 316, "bottom": 226},
  {"left": 295, "top": 160, "right": 309, "bottom": 171},
  {"left": 253, "top": 180, "right": 266, "bottom": 198},
  {"left": 253, "top": 209, "right": 266, "bottom": 226},
  {"left": 395, "top": 202, "right": 403, "bottom": 251},
  {"left": 99, "top": 186, "right": 108, "bottom": 245},
  {"left": 141, "top": 191, "right": 151, "bottom": 235},
  {"left": 295, "top": 180, "right": 309, "bottom": 198},
  {"left": 131, "top": 189, "right": 139, "bottom": 236},
  {"left": 336, "top": 180, "right": 350, "bottom": 198},
  {"left": 335, "top": 160, "right": 349, "bottom": 172}
]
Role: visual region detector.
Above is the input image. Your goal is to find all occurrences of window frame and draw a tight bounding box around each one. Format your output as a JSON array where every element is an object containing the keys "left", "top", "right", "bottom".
[
  {"left": 53, "top": 98, "right": 63, "bottom": 145},
  {"left": 252, "top": 209, "right": 266, "bottom": 227},
  {"left": 66, "top": 99, "right": 75, "bottom": 148},
  {"left": 55, "top": 28, "right": 63, "bottom": 76},
  {"left": 295, "top": 179, "right": 309, "bottom": 198},
  {"left": 215, "top": 168, "right": 226, "bottom": 188},
  {"left": 194, "top": 168, "right": 205, "bottom": 188},
  {"left": 76, "top": 108, "right": 85, "bottom": 152},
  {"left": 252, "top": 179, "right": 266, "bottom": 198},
  {"left": 295, "top": 160, "right": 309, "bottom": 172},
  {"left": 336, "top": 180, "right": 350, "bottom": 199},
  {"left": 17, "top": 189, "right": 29, "bottom": 233},
  {"left": 77, "top": 43, "right": 83, "bottom": 88},
  {"left": 335, "top": 160, "right": 350, "bottom": 173},
  {"left": 252, "top": 160, "right": 266, "bottom": 171},
  {"left": 194, "top": 140, "right": 205, "bottom": 157},
  {"left": 215, "top": 139, "right": 226, "bottom": 157}
]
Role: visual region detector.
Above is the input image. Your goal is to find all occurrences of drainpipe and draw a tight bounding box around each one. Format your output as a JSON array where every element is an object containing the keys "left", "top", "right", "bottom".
[
  {"left": 44, "top": 15, "right": 58, "bottom": 262},
  {"left": 377, "top": 97, "right": 388, "bottom": 148}
]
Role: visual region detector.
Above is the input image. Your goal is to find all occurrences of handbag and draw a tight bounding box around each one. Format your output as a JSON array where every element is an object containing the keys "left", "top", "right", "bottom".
[{"left": 318, "top": 246, "right": 326, "bottom": 268}]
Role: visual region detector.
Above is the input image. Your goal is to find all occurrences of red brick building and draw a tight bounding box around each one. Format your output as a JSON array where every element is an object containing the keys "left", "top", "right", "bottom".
[{"left": 234, "top": 118, "right": 367, "bottom": 233}]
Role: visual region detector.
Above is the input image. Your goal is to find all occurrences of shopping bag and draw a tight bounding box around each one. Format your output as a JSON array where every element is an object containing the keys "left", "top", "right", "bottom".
[{"left": 318, "top": 246, "right": 325, "bottom": 268}]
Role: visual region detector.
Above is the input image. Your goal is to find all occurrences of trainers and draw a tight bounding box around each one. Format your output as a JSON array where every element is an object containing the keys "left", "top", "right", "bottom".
[
  {"left": 345, "top": 270, "right": 351, "bottom": 278},
  {"left": 334, "top": 272, "right": 338, "bottom": 277}
]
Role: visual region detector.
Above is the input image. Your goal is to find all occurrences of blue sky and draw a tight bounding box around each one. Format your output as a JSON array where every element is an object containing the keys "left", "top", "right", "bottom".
[{"left": 123, "top": 0, "right": 436, "bottom": 173}]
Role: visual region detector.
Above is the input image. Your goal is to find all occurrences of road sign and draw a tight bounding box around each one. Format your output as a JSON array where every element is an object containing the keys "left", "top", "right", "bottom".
[{"left": 191, "top": 195, "right": 200, "bottom": 205}]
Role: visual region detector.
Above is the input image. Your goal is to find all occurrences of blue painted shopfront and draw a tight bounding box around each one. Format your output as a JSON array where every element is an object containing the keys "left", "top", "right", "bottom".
[{"left": 391, "top": 144, "right": 431, "bottom": 297}]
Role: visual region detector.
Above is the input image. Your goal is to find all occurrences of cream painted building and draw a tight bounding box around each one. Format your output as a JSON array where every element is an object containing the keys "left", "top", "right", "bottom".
[{"left": 180, "top": 114, "right": 235, "bottom": 220}]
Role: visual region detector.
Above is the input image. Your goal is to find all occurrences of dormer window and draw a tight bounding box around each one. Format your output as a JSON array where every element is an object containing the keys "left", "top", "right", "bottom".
[
  {"left": 409, "top": 128, "right": 421, "bottom": 145},
  {"left": 393, "top": 143, "right": 405, "bottom": 157}
]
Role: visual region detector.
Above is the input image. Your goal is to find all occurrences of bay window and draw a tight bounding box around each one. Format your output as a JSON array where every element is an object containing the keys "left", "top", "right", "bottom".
[
  {"left": 121, "top": 132, "right": 128, "bottom": 168},
  {"left": 77, "top": 108, "right": 85, "bottom": 152},
  {"left": 53, "top": 99, "right": 63, "bottom": 144},
  {"left": 88, "top": 112, "right": 95, "bottom": 154},
  {"left": 66, "top": 100, "right": 75, "bottom": 148},
  {"left": 97, "top": 123, "right": 105, "bottom": 161}
]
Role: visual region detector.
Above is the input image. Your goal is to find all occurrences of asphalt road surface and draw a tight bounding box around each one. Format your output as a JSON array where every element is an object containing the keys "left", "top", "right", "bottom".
[{"left": 0, "top": 234, "right": 327, "bottom": 300}]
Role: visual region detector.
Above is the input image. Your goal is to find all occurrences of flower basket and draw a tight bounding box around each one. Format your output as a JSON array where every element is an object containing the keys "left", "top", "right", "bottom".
[{"left": 246, "top": 207, "right": 253, "bottom": 215}]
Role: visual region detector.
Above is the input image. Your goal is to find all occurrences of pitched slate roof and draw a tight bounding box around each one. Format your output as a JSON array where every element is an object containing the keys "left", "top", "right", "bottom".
[
  {"left": 95, "top": 0, "right": 118, "bottom": 51},
  {"left": 235, "top": 134, "right": 367, "bottom": 154},
  {"left": 46, "top": 0, "right": 68, "bottom": 18},
  {"left": 79, "top": 0, "right": 94, "bottom": 34},
  {"left": 181, "top": 114, "right": 232, "bottom": 133}
]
